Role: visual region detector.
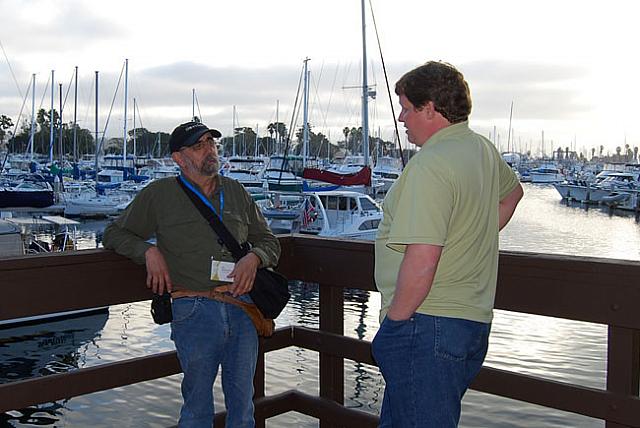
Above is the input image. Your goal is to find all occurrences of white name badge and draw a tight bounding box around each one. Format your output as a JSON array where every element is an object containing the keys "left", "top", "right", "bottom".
[{"left": 210, "top": 259, "right": 235, "bottom": 282}]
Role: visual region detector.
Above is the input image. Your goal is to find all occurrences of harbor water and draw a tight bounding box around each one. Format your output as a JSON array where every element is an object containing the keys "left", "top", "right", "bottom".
[{"left": 2, "top": 183, "right": 640, "bottom": 427}]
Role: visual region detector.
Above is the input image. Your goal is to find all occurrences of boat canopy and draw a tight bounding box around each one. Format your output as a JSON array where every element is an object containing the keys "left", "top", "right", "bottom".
[{"left": 302, "top": 166, "right": 371, "bottom": 187}]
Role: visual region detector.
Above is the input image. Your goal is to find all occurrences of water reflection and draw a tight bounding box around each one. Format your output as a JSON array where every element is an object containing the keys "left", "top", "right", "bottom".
[
  {"left": 501, "top": 184, "right": 640, "bottom": 260},
  {"left": 0, "top": 312, "right": 109, "bottom": 426}
]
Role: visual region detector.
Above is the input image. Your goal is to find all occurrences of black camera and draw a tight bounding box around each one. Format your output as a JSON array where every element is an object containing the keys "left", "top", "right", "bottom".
[{"left": 151, "top": 293, "right": 173, "bottom": 325}]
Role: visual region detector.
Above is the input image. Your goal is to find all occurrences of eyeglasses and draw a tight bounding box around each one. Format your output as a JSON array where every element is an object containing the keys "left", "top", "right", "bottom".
[{"left": 184, "top": 135, "right": 218, "bottom": 152}]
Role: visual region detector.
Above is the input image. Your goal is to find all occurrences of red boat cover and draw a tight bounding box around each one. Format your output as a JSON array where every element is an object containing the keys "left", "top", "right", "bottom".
[{"left": 302, "top": 166, "right": 371, "bottom": 186}]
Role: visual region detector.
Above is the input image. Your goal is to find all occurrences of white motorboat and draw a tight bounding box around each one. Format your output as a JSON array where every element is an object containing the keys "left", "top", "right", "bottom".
[
  {"left": 372, "top": 156, "right": 402, "bottom": 195},
  {"left": 601, "top": 189, "right": 640, "bottom": 212},
  {"left": 136, "top": 158, "right": 180, "bottom": 180},
  {"left": 2, "top": 215, "right": 81, "bottom": 254},
  {"left": 221, "top": 156, "right": 266, "bottom": 191},
  {"left": 259, "top": 190, "right": 382, "bottom": 241},
  {"left": 302, "top": 190, "right": 382, "bottom": 240},
  {"left": 529, "top": 164, "right": 564, "bottom": 183},
  {"left": 554, "top": 171, "right": 639, "bottom": 203},
  {"left": 64, "top": 190, "right": 132, "bottom": 218}
]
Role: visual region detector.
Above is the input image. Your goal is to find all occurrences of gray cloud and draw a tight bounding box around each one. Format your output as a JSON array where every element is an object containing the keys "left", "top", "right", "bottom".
[
  {"left": 136, "top": 62, "right": 301, "bottom": 107},
  {"left": 0, "top": 57, "right": 601, "bottom": 145},
  {"left": 463, "top": 60, "right": 593, "bottom": 121},
  {"left": 0, "top": 0, "right": 124, "bottom": 53}
]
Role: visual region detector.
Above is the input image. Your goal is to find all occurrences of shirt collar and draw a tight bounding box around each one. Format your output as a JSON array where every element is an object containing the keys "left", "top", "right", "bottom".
[{"left": 427, "top": 121, "right": 471, "bottom": 146}]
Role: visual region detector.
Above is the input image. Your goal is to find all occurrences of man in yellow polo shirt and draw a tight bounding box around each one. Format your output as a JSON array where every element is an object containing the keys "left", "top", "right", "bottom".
[{"left": 371, "top": 61, "right": 523, "bottom": 427}]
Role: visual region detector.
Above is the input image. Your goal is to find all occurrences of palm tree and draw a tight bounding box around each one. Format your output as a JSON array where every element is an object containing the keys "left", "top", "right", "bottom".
[
  {"left": 267, "top": 123, "right": 275, "bottom": 154},
  {"left": 0, "top": 115, "right": 14, "bottom": 149},
  {"left": 350, "top": 127, "right": 362, "bottom": 154},
  {"left": 342, "top": 127, "right": 350, "bottom": 149},
  {"left": 267, "top": 122, "right": 288, "bottom": 154},
  {"left": 624, "top": 144, "right": 631, "bottom": 162}
]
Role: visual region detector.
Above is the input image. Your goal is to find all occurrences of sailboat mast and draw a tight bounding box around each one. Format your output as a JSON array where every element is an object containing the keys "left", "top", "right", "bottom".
[
  {"left": 192, "top": 89, "right": 195, "bottom": 120},
  {"left": 507, "top": 100, "right": 513, "bottom": 153},
  {"left": 123, "top": 58, "right": 129, "bottom": 165},
  {"left": 58, "top": 83, "right": 63, "bottom": 163},
  {"left": 73, "top": 66, "right": 78, "bottom": 162},
  {"left": 29, "top": 74, "right": 35, "bottom": 161},
  {"left": 302, "top": 57, "right": 310, "bottom": 168},
  {"left": 255, "top": 123, "right": 259, "bottom": 157},
  {"left": 361, "top": 0, "right": 369, "bottom": 167},
  {"left": 276, "top": 100, "right": 279, "bottom": 155},
  {"left": 232, "top": 105, "right": 236, "bottom": 157},
  {"left": 133, "top": 97, "right": 137, "bottom": 159},
  {"left": 94, "top": 71, "right": 99, "bottom": 179},
  {"left": 49, "top": 70, "right": 54, "bottom": 164}
]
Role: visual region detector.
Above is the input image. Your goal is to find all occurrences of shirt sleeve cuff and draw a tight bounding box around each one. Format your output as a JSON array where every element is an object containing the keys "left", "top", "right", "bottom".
[
  {"left": 249, "top": 248, "right": 269, "bottom": 268},
  {"left": 132, "top": 241, "right": 154, "bottom": 264}
]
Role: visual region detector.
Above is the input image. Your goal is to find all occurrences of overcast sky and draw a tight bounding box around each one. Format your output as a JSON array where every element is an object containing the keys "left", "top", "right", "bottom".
[{"left": 1, "top": 0, "right": 638, "bottom": 156}]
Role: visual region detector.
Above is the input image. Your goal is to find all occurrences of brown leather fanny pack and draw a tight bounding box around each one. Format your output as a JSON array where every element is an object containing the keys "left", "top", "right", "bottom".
[{"left": 171, "top": 286, "right": 275, "bottom": 337}]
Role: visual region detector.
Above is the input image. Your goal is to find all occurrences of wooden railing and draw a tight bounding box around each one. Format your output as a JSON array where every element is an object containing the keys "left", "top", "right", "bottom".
[{"left": 1, "top": 235, "right": 639, "bottom": 427}]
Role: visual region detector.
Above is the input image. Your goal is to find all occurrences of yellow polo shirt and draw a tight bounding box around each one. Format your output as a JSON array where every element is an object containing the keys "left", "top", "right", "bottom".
[{"left": 375, "top": 121, "right": 518, "bottom": 323}]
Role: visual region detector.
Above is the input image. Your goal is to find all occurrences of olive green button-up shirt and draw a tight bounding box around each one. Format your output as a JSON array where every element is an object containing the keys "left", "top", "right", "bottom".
[{"left": 103, "top": 175, "right": 280, "bottom": 292}]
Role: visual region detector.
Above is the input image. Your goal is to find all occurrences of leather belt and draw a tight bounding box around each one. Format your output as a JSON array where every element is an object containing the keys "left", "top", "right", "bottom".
[{"left": 171, "top": 286, "right": 274, "bottom": 337}]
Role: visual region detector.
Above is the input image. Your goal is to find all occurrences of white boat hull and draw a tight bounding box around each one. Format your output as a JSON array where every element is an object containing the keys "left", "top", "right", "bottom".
[{"left": 553, "top": 184, "right": 614, "bottom": 203}]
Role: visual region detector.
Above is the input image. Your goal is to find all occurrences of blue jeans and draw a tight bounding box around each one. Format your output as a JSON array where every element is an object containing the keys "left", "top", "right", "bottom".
[
  {"left": 371, "top": 313, "right": 490, "bottom": 428},
  {"left": 171, "top": 295, "right": 258, "bottom": 428}
]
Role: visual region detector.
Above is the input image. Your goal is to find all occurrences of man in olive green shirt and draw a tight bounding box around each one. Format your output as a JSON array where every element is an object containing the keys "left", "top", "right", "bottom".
[
  {"left": 371, "top": 62, "right": 523, "bottom": 427},
  {"left": 104, "top": 121, "right": 280, "bottom": 427}
]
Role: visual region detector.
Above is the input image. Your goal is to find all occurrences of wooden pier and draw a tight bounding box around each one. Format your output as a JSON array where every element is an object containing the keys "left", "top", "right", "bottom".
[{"left": 1, "top": 235, "right": 639, "bottom": 427}]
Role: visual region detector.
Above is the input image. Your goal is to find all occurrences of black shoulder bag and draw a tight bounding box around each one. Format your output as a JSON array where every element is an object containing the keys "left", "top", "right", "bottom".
[{"left": 177, "top": 177, "right": 290, "bottom": 319}]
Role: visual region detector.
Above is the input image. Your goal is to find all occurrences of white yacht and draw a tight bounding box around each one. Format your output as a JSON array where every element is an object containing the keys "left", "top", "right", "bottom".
[
  {"left": 529, "top": 164, "right": 564, "bottom": 183},
  {"left": 554, "top": 171, "right": 639, "bottom": 203},
  {"left": 64, "top": 190, "right": 132, "bottom": 218},
  {"left": 220, "top": 156, "right": 266, "bottom": 191},
  {"left": 259, "top": 190, "right": 382, "bottom": 241},
  {"left": 372, "top": 156, "right": 402, "bottom": 195}
]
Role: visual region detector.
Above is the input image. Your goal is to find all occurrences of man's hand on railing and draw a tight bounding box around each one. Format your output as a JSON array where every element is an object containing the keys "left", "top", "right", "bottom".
[{"left": 144, "top": 246, "right": 173, "bottom": 294}]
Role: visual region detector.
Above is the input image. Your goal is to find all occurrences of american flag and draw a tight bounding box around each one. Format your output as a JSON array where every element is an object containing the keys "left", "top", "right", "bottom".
[{"left": 302, "top": 199, "right": 315, "bottom": 227}]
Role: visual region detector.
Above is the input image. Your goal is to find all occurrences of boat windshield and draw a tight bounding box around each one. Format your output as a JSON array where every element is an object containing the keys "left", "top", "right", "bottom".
[{"left": 359, "top": 197, "right": 380, "bottom": 212}]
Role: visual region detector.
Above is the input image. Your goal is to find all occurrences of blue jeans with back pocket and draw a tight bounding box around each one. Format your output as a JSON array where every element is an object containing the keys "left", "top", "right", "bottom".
[{"left": 371, "top": 313, "right": 490, "bottom": 427}]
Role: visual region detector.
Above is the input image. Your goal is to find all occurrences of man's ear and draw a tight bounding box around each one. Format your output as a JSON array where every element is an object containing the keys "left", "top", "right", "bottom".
[
  {"left": 171, "top": 152, "right": 183, "bottom": 168},
  {"left": 424, "top": 101, "right": 436, "bottom": 119}
]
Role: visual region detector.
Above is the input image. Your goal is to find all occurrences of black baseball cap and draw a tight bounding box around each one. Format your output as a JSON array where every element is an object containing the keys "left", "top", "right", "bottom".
[{"left": 169, "top": 121, "right": 222, "bottom": 153}]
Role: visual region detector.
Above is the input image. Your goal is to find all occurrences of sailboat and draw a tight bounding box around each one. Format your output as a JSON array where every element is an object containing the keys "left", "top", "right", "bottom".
[
  {"left": 259, "top": 1, "right": 385, "bottom": 238},
  {"left": 63, "top": 66, "right": 132, "bottom": 217},
  {"left": 0, "top": 74, "right": 55, "bottom": 209},
  {"left": 299, "top": 1, "right": 395, "bottom": 196}
]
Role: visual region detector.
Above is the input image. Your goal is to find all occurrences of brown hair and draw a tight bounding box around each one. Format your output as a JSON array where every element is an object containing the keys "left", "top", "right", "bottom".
[{"left": 395, "top": 61, "right": 471, "bottom": 124}]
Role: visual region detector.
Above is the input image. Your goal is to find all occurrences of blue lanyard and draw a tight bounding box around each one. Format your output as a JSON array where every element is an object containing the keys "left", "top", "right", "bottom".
[{"left": 179, "top": 175, "right": 224, "bottom": 219}]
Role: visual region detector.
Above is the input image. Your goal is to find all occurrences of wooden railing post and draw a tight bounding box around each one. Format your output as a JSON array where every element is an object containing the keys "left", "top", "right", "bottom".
[
  {"left": 319, "top": 283, "right": 344, "bottom": 428},
  {"left": 254, "top": 338, "right": 266, "bottom": 428},
  {"left": 606, "top": 326, "right": 640, "bottom": 428}
]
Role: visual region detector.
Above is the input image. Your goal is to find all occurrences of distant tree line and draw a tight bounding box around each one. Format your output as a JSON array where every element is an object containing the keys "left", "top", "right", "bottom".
[
  {"left": 1, "top": 112, "right": 411, "bottom": 163},
  {"left": 1, "top": 109, "right": 174, "bottom": 159},
  {"left": 557, "top": 144, "right": 640, "bottom": 163},
  {"left": 3, "top": 109, "right": 95, "bottom": 159}
]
